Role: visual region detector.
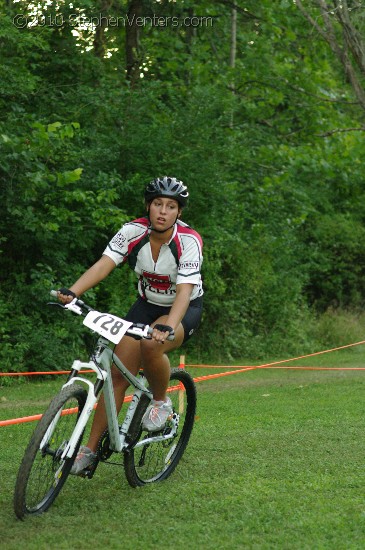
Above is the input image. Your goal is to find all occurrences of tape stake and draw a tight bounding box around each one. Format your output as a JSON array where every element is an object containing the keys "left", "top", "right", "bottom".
[{"left": 178, "top": 355, "right": 185, "bottom": 413}]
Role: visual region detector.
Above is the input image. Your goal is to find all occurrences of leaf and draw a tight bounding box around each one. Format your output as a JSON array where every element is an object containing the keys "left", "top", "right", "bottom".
[
  {"left": 47, "top": 122, "right": 62, "bottom": 133},
  {"left": 56, "top": 168, "right": 83, "bottom": 186}
]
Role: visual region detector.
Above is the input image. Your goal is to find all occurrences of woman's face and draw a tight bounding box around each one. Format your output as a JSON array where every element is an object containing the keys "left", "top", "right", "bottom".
[{"left": 148, "top": 197, "right": 181, "bottom": 232}]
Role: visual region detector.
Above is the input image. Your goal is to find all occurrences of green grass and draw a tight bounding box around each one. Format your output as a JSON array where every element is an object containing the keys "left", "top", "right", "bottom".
[{"left": 1, "top": 349, "right": 365, "bottom": 549}]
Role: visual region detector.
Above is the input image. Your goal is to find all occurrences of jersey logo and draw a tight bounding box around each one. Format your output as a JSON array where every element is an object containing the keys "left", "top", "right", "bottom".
[
  {"left": 110, "top": 232, "right": 126, "bottom": 248},
  {"left": 142, "top": 271, "right": 172, "bottom": 292},
  {"left": 179, "top": 261, "right": 199, "bottom": 270}
]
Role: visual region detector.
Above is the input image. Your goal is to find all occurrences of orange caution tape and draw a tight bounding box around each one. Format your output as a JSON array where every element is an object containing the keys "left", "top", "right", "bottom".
[
  {"left": 0, "top": 394, "right": 132, "bottom": 427},
  {"left": 0, "top": 370, "right": 93, "bottom": 377},
  {"left": 2, "top": 339, "right": 365, "bottom": 427},
  {"left": 187, "top": 339, "right": 365, "bottom": 371}
]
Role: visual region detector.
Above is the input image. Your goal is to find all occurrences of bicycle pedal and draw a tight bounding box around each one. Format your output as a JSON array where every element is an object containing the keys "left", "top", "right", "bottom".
[
  {"left": 77, "top": 461, "right": 98, "bottom": 479},
  {"left": 78, "top": 468, "right": 93, "bottom": 479}
]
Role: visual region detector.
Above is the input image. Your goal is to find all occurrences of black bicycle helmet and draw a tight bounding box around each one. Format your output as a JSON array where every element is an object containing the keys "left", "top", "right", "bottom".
[{"left": 144, "top": 176, "right": 189, "bottom": 207}]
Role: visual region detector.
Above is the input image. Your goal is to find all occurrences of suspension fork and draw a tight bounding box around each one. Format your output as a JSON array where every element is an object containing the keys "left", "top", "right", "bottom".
[{"left": 58, "top": 355, "right": 109, "bottom": 460}]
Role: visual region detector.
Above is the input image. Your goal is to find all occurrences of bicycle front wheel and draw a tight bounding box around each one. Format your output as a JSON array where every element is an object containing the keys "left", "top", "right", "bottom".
[
  {"left": 124, "top": 368, "right": 196, "bottom": 487},
  {"left": 14, "top": 384, "right": 87, "bottom": 519}
]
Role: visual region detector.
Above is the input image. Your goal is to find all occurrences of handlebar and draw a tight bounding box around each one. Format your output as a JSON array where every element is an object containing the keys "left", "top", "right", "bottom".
[
  {"left": 49, "top": 290, "right": 175, "bottom": 342},
  {"left": 49, "top": 290, "right": 94, "bottom": 315}
]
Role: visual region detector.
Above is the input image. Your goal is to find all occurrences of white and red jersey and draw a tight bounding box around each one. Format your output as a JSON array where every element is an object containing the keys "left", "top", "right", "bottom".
[{"left": 103, "top": 217, "right": 203, "bottom": 306}]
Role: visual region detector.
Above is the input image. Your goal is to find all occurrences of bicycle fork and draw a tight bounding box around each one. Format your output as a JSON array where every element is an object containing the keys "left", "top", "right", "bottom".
[
  {"left": 41, "top": 351, "right": 151, "bottom": 460},
  {"left": 56, "top": 359, "right": 108, "bottom": 461}
]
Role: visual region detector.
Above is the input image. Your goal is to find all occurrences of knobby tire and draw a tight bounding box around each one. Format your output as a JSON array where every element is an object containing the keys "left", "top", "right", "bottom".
[
  {"left": 14, "top": 384, "right": 87, "bottom": 519},
  {"left": 124, "top": 368, "right": 196, "bottom": 487}
]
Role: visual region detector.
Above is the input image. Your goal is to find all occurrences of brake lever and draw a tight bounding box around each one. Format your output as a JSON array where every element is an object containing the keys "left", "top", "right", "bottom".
[
  {"left": 47, "top": 301, "right": 66, "bottom": 309},
  {"left": 47, "top": 298, "right": 84, "bottom": 316}
]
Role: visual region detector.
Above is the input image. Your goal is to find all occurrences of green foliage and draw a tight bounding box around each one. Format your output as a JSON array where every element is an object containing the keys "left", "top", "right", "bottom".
[
  {"left": 303, "top": 213, "right": 365, "bottom": 309},
  {"left": 313, "top": 308, "right": 365, "bottom": 349},
  {"left": 0, "top": 117, "right": 129, "bottom": 371},
  {"left": 1, "top": 0, "right": 365, "bottom": 371}
]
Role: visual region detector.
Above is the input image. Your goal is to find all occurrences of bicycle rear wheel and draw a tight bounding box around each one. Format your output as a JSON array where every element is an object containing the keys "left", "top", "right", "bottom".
[
  {"left": 124, "top": 368, "right": 196, "bottom": 487},
  {"left": 14, "top": 384, "right": 87, "bottom": 519}
]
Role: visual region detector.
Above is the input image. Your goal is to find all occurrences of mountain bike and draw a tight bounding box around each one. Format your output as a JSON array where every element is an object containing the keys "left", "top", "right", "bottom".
[{"left": 14, "top": 292, "right": 197, "bottom": 519}]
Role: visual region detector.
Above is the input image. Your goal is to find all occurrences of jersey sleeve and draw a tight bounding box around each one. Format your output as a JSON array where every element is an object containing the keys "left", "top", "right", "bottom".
[
  {"left": 103, "top": 225, "right": 129, "bottom": 266},
  {"left": 176, "top": 235, "right": 203, "bottom": 286}
]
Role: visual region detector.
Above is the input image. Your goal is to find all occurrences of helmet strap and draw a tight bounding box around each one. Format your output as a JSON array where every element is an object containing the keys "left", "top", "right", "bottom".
[{"left": 150, "top": 224, "right": 175, "bottom": 234}]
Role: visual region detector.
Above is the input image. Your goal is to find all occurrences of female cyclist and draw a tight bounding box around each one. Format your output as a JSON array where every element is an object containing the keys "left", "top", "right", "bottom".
[{"left": 58, "top": 177, "right": 203, "bottom": 474}]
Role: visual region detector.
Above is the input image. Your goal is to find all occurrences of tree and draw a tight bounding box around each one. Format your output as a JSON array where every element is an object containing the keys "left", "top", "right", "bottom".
[
  {"left": 2, "top": 0, "right": 365, "bottom": 370},
  {"left": 296, "top": 0, "right": 365, "bottom": 120},
  {"left": 126, "top": 0, "right": 143, "bottom": 85}
]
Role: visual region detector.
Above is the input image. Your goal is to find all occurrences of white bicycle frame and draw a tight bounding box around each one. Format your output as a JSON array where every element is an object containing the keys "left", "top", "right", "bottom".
[
  {"left": 43, "top": 337, "right": 178, "bottom": 462},
  {"left": 42, "top": 294, "right": 179, "bottom": 463}
]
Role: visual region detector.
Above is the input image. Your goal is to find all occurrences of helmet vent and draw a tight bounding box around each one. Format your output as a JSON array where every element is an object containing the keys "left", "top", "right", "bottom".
[{"left": 144, "top": 176, "right": 189, "bottom": 207}]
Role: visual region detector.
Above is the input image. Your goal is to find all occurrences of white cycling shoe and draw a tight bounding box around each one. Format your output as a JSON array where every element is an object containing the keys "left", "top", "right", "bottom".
[
  {"left": 142, "top": 397, "right": 173, "bottom": 432},
  {"left": 70, "top": 446, "right": 97, "bottom": 475}
]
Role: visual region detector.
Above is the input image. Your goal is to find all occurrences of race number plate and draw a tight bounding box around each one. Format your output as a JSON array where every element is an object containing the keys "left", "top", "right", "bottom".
[{"left": 83, "top": 311, "right": 133, "bottom": 344}]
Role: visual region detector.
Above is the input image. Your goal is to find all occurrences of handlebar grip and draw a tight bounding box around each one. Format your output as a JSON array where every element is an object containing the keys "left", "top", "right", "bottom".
[
  {"left": 49, "top": 290, "right": 94, "bottom": 315},
  {"left": 147, "top": 326, "right": 175, "bottom": 341}
]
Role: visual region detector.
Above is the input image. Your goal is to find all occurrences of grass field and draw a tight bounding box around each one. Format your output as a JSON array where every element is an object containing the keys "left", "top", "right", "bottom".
[{"left": 1, "top": 348, "right": 365, "bottom": 549}]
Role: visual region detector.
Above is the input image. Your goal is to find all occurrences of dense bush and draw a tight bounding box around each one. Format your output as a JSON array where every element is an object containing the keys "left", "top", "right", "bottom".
[{"left": 1, "top": 0, "right": 365, "bottom": 371}]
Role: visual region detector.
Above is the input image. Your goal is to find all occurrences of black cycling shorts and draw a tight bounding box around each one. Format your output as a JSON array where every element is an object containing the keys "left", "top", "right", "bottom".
[{"left": 125, "top": 296, "right": 203, "bottom": 343}]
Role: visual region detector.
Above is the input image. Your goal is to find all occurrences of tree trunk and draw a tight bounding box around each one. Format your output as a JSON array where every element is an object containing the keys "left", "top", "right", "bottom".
[
  {"left": 295, "top": 0, "right": 365, "bottom": 112},
  {"left": 333, "top": 0, "right": 365, "bottom": 74},
  {"left": 229, "top": 6, "right": 237, "bottom": 128},
  {"left": 230, "top": 6, "right": 237, "bottom": 70},
  {"left": 93, "top": 0, "right": 113, "bottom": 59},
  {"left": 126, "top": 0, "right": 143, "bottom": 86}
]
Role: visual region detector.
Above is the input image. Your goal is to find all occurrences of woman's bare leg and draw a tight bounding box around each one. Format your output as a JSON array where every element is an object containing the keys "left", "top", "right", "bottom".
[
  {"left": 86, "top": 336, "right": 141, "bottom": 452},
  {"left": 140, "top": 316, "right": 184, "bottom": 401},
  {"left": 86, "top": 316, "right": 184, "bottom": 450}
]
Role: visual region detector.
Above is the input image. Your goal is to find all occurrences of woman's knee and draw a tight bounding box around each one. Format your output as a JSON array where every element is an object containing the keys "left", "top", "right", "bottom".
[
  {"left": 114, "top": 335, "right": 142, "bottom": 373},
  {"left": 140, "top": 338, "right": 161, "bottom": 360}
]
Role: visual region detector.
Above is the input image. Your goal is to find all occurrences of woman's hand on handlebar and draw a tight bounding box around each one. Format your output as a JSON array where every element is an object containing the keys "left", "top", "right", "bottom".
[
  {"left": 150, "top": 324, "right": 175, "bottom": 344},
  {"left": 57, "top": 287, "right": 78, "bottom": 305}
]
